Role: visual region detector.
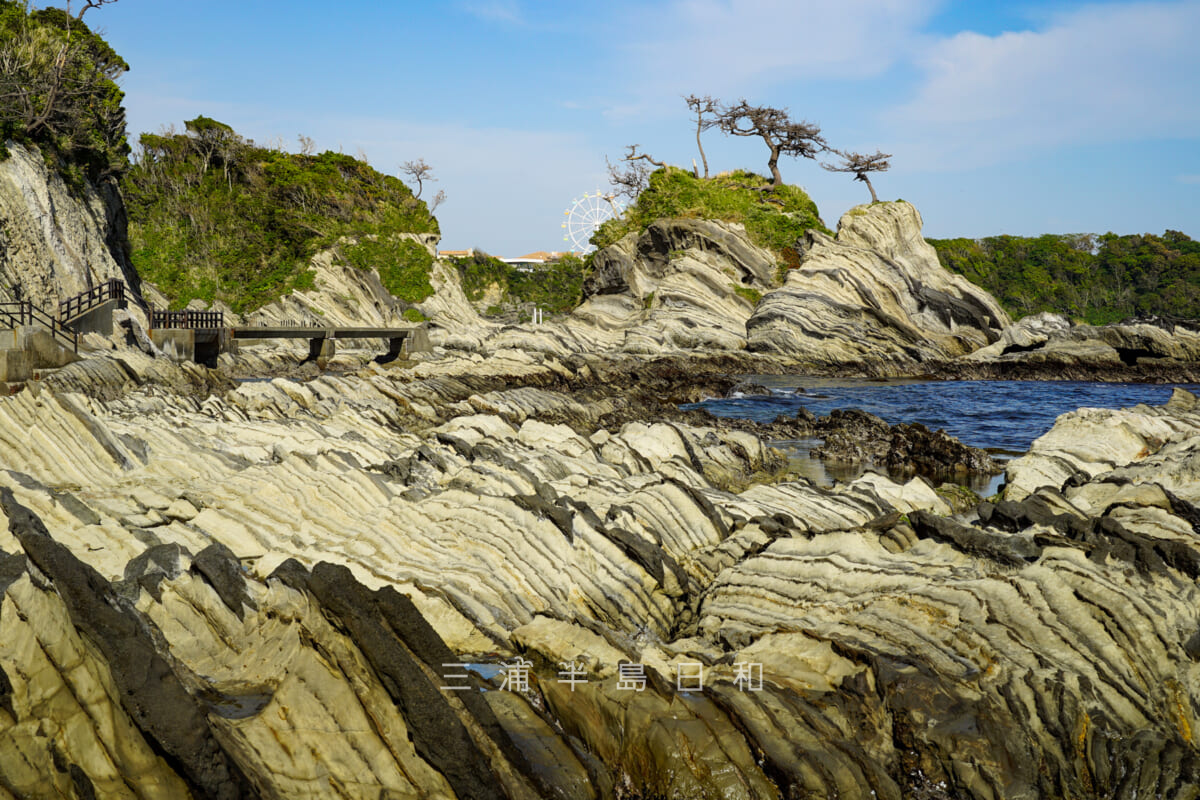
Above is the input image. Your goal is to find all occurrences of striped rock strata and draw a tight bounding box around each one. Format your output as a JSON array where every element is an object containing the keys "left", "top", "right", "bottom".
[
  {"left": 0, "top": 143, "right": 146, "bottom": 318},
  {"left": 746, "top": 201, "right": 1009, "bottom": 365},
  {"left": 0, "top": 354, "right": 1198, "bottom": 798},
  {"left": 423, "top": 203, "right": 1012, "bottom": 367}
]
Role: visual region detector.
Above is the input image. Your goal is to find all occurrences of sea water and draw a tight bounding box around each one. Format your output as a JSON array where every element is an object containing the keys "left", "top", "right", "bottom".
[{"left": 687, "top": 378, "right": 1200, "bottom": 492}]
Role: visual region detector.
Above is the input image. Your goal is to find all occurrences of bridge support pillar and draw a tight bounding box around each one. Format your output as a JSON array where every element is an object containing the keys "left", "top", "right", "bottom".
[
  {"left": 307, "top": 336, "right": 335, "bottom": 368},
  {"left": 150, "top": 329, "right": 195, "bottom": 363}
]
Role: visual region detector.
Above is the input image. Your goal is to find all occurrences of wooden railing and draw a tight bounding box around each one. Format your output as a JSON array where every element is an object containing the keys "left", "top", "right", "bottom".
[
  {"left": 150, "top": 308, "right": 225, "bottom": 330},
  {"left": 58, "top": 278, "right": 126, "bottom": 322},
  {"left": 0, "top": 301, "right": 79, "bottom": 352}
]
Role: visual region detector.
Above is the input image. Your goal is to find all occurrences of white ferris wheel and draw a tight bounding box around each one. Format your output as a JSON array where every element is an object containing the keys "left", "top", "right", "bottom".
[{"left": 561, "top": 191, "right": 623, "bottom": 254}]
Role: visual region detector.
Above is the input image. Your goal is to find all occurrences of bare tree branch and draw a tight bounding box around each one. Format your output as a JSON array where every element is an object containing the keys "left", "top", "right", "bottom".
[
  {"left": 684, "top": 94, "right": 719, "bottom": 178},
  {"left": 715, "top": 99, "right": 825, "bottom": 187},
  {"left": 606, "top": 155, "right": 648, "bottom": 203},
  {"left": 624, "top": 143, "right": 664, "bottom": 168},
  {"left": 821, "top": 148, "right": 892, "bottom": 203},
  {"left": 605, "top": 144, "right": 664, "bottom": 203},
  {"left": 400, "top": 158, "right": 436, "bottom": 199},
  {"left": 73, "top": 0, "right": 119, "bottom": 20}
]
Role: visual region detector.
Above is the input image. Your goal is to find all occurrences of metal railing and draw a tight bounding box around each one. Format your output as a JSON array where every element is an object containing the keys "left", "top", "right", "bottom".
[
  {"left": 150, "top": 308, "right": 225, "bottom": 330},
  {"left": 0, "top": 301, "right": 79, "bottom": 353},
  {"left": 59, "top": 278, "right": 126, "bottom": 322}
]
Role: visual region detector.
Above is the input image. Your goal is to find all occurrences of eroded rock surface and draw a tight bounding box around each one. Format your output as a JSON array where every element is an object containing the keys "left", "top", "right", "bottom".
[
  {"left": 0, "top": 348, "right": 1198, "bottom": 798},
  {"left": 0, "top": 142, "right": 146, "bottom": 318},
  {"left": 375, "top": 204, "right": 1013, "bottom": 370},
  {"left": 952, "top": 312, "right": 1200, "bottom": 380},
  {"left": 746, "top": 202, "right": 1009, "bottom": 365}
]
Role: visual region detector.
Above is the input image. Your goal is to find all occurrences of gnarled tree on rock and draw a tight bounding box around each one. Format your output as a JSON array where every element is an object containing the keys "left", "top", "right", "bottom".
[
  {"left": 822, "top": 148, "right": 892, "bottom": 203},
  {"left": 716, "top": 100, "right": 825, "bottom": 187},
  {"left": 605, "top": 144, "right": 661, "bottom": 202},
  {"left": 684, "top": 94, "right": 719, "bottom": 178}
]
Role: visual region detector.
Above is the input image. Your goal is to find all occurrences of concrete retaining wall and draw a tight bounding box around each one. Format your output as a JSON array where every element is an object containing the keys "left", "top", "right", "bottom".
[{"left": 65, "top": 299, "right": 117, "bottom": 336}]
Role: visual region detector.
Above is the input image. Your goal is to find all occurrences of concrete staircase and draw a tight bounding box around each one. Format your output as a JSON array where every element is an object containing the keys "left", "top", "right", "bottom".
[
  {"left": 0, "top": 279, "right": 125, "bottom": 390},
  {"left": 58, "top": 278, "right": 127, "bottom": 336}
]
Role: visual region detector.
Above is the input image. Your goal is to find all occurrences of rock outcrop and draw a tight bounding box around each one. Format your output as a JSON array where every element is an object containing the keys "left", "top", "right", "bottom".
[
  {"left": 574, "top": 218, "right": 777, "bottom": 353},
  {"left": 965, "top": 311, "right": 1200, "bottom": 368},
  {"left": 0, "top": 142, "right": 145, "bottom": 316},
  {"left": 416, "top": 207, "right": 1013, "bottom": 368},
  {"left": 1004, "top": 386, "right": 1200, "bottom": 502},
  {"left": 747, "top": 201, "right": 1009, "bottom": 365},
  {"left": 238, "top": 234, "right": 442, "bottom": 331},
  {"left": 1, "top": 347, "right": 1199, "bottom": 798}
]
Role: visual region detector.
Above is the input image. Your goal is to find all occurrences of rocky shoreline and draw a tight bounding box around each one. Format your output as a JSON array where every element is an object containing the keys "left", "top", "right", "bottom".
[
  {"left": 0, "top": 344, "right": 1198, "bottom": 798},
  {"left": 4, "top": 174, "right": 1200, "bottom": 798}
]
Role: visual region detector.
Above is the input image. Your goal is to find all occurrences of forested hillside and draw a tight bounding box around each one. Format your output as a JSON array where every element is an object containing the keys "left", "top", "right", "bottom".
[
  {"left": 453, "top": 251, "right": 586, "bottom": 314},
  {"left": 0, "top": 1, "right": 128, "bottom": 182},
  {"left": 123, "top": 118, "right": 439, "bottom": 312},
  {"left": 929, "top": 231, "right": 1200, "bottom": 324}
]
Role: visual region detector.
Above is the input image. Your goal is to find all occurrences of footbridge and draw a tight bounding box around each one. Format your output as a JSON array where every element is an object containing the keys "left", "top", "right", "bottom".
[
  {"left": 232, "top": 324, "right": 429, "bottom": 364},
  {"left": 149, "top": 310, "right": 430, "bottom": 366}
]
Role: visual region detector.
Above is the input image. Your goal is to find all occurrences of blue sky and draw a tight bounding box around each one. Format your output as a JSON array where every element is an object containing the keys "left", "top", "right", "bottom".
[{"left": 85, "top": 0, "right": 1200, "bottom": 255}]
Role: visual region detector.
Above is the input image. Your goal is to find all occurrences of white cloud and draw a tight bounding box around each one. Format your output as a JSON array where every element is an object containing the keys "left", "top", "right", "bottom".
[
  {"left": 887, "top": 1, "right": 1200, "bottom": 168},
  {"left": 624, "top": 0, "right": 938, "bottom": 98},
  {"left": 1178, "top": 174, "right": 1200, "bottom": 184}
]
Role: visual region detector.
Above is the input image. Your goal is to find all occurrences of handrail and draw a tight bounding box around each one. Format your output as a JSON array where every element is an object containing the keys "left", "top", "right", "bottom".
[
  {"left": 0, "top": 300, "right": 79, "bottom": 353},
  {"left": 59, "top": 278, "right": 126, "bottom": 322},
  {"left": 150, "top": 308, "right": 225, "bottom": 330}
]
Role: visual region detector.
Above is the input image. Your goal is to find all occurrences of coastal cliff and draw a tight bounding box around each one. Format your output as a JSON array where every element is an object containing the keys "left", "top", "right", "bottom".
[{"left": 0, "top": 141, "right": 143, "bottom": 313}]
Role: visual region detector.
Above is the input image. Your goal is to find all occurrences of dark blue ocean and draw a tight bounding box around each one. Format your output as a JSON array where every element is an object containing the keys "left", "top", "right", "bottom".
[{"left": 686, "top": 378, "right": 1200, "bottom": 490}]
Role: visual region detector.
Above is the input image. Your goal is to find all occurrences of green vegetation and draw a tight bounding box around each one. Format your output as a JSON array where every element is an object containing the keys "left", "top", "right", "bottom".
[
  {"left": 123, "top": 118, "right": 438, "bottom": 312},
  {"left": 341, "top": 236, "right": 434, "bottom": 303},
  {"left": 591, "top": 168, "right": 827, "bottom": 257},
  {"left": 0, "top": 2, "right": 129, "bottom": 182},
  {"left": 733, "top": 285, "right": 762, "bottom": 305},
  {"left": 453, "top": 252, "right": 585, "bottom": 314},
  {"left": 929, "top": 231, "right": 1200, "bottom": 323}
]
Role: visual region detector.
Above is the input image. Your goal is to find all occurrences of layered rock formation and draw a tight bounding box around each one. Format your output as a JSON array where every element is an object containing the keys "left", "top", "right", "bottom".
[
  {"left": 574, "top": 218, "right": 777, "bottom": 353},
  {"left": 2, "top": 348, "right": 1199, "bottom": 798},
  {"left": 408, "top": 205, "right": 1014, "bottom": 369},
  {"left": 960, "top": 311, "right": 1200, "bottom": 374},
  {"left": 0, "top": 143, "right": 145, "bottom": 317},
  {"left": 236, "top": 234, "right": 442, "bottom": 330},
  {"left": 747, "top": 201, "right": 1009, "bottom": 365}
]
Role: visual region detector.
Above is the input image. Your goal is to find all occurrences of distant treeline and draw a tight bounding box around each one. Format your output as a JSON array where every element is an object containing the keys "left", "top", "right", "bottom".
[
  {"left": 928, "top": 231, "right": 1200, "bottom": 324},
  {"left": 453, "top": 252, "right": 585, "bottom": 314}
]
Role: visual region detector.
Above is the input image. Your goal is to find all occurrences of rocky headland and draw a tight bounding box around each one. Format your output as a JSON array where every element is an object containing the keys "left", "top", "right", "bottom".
[{"left": 3, "top": 135, "right": 1200, "bottom": 798}]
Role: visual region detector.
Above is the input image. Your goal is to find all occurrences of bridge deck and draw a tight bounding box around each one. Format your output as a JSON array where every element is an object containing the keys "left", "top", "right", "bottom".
[{"left": 231, "top": 327, "right": 414, "bottom": 340}]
